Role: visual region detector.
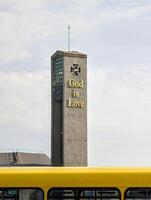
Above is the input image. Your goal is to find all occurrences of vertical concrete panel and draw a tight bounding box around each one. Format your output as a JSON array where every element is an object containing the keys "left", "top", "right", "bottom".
[{"left": 63, "top": 53, "right": 87, "bottom": 166}]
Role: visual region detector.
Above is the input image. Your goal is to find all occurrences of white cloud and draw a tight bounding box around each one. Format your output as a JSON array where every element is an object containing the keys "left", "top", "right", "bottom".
[
  {"left": 0, "top": 70, "right": 50, "bottom": 154},
  {"left": 96, "top": 1, "right": 151, "bottom": 22},
  {"left": 0, "top": 0, "right": 97, "bottom": 64},
  {"left": 88, "top": 64, "right": 151, "bottom": 166},
  {"left": 0, "top": 0, "right": 151, "bottom": 66}
]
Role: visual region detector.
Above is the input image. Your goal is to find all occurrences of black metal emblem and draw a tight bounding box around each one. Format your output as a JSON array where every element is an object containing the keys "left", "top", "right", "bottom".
[{"left": 71, "top": 64, "right": 81, "bottom": 76}]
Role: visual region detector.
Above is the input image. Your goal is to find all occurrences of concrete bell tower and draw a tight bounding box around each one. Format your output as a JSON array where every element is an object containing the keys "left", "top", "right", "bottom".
[{"left": 51, "top": 50, "right": 87, "bottom": 166}]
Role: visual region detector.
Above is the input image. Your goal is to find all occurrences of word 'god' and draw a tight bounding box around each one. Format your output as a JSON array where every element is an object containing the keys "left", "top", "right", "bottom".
[{"left": 68, "top": 79, "right": 84, "bottom": 88}]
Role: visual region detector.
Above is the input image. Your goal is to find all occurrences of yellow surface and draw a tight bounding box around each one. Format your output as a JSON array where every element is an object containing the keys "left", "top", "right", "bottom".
[{"left": 0, "top": 167, "right": 151, "bottom": 188}]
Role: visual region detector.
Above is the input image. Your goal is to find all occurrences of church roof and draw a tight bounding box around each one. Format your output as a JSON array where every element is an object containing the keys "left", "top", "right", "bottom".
[
  {"left": 0, "top": 152, "right": 51, "bottom": 166},
  {"left": 51, "top": 50, "right": 87, "bottom": 59}
]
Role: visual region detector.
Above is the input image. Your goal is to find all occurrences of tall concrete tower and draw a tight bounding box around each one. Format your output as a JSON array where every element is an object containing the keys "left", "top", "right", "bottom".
[{"left": 51, "top": 50, "right": 87, "bottom": 166}]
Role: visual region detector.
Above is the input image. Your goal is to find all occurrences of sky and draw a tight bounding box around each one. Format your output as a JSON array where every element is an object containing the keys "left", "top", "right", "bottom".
[{"left": 0, "top": 0, "right": 151, "bottom": 166}]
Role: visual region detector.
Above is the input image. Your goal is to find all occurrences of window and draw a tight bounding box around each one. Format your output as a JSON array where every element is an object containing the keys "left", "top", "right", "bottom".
[
  {"left": 125, "top": 188, "right": 151, "bottom": 200},
  {"left": 48, "top": 188, "right": 120, "bottom": 200},
  {"left": 54, "top": 57, "right": 63, "bottom": 86},
  {"left": 0, "top": 188, "right": 43, "bottom": 200}
]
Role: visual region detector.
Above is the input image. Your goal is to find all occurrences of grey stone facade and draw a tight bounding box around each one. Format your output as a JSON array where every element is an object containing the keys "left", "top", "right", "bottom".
[{"left": 51, "top": 50, "right": 87, "bottom": 166}]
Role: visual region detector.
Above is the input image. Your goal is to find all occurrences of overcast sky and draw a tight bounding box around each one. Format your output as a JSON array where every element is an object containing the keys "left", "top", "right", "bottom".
[{"left": 0, "top": 0, "right": 151, "bottom": 166}]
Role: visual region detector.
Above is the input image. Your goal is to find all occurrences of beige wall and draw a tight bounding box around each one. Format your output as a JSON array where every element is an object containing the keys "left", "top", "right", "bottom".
[{"left": 63, "top": 54, "right": 87, "bottom": 166}]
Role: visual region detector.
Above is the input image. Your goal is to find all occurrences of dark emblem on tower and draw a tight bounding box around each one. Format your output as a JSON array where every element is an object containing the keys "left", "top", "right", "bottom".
[{"left": 71, "top": 64, "right": 81, "bottom": 76}]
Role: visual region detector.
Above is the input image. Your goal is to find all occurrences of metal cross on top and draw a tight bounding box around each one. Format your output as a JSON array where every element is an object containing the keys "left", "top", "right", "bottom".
[{"left": 67, "top": 25, "right": 71, "bottom": 51}]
